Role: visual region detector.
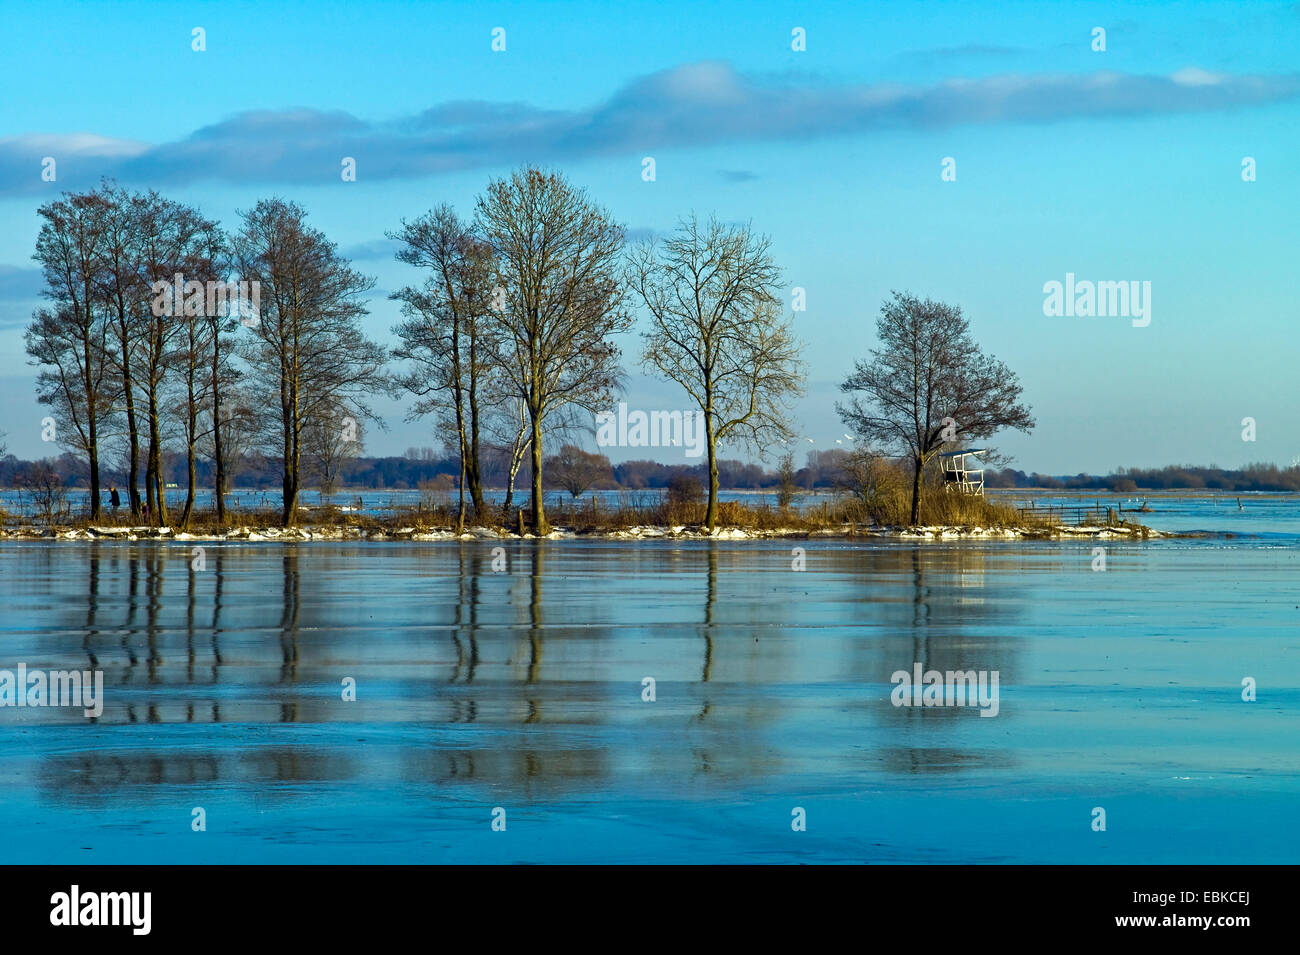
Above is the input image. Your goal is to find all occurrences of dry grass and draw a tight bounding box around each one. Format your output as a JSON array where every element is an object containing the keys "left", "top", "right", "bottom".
[
  {"left": 835, "top": 456, "right": 1061, "bottom": 528},
  {"left": 2, "top": 480, "right": 1124, "bottom": 535},
  {"left": 523, "top": 487, "right": 1042, "bottom": 532}
]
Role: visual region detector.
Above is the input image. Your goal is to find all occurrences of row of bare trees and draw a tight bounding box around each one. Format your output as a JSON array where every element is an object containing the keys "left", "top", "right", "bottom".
[
  {"left": 24, "top": 170, "right": 806, "bottom": 532},
  {"left": 36, "top": 167, "right": 1053, "bottom": 533},
  {"left": 389, "top": 169, "right": 808, "bottom": 533},
  {"left": 26, "top": 185, "right": 230, "bottom": 526},
  {"left": 24, "top": 183, "right": 386, "bottom": 527}
]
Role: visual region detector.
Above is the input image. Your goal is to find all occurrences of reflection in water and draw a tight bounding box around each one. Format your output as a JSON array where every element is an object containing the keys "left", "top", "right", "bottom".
[
  {"left": 279, "top": 551, "right": 300, "bottom": 723},
  {"left": 695, "top": 545, "right": 717, "bottom": 728},
  {"left": 12, "top": 540, "right": 1030, "bottom": 805},
  {"left": 448, "top": 547, "right": 480, "bottom": 690},
  {"left": 881, "top": 746, "right": 1014, "bottom": 774},
  {"left": 83, "top": 551, "right": 99, "bottom": 670},
  {"left": 525, "top": 544, "right": 543, "bottom": 723}
]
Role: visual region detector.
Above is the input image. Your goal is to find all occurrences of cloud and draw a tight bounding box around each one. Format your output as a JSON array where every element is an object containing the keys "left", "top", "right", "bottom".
[
  {"left": 340, "top": 237, "right": 403, "bottom": 261},
  {"left": 0, "top": 264, "right": 42, "bottom": 298},
  {"left": 1, "top": 62, "right": 1297, "bottom": 194}
]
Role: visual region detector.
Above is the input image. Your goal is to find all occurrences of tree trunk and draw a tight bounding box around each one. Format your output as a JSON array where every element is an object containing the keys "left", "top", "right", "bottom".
[
  {"left": 148, "top": 394, "right": 166, "bottom": 526},
  {"left": 283, "top": 466, "right": 299, "bottom": 526},
  {"left": 87, "top": 436, "right": 101, "bottom": 523},
  {"left": 281, "top": 364, "right": 297, "bottom": 527},
  {"left": 282, "top": 438, "right": 299, "bottom": 526},
  {"left": 121, "top": 351, "right": 141, "bottom": 518},
  {"left": 281, "top": 426, "right": 294, "bottom": 526},
  {"left": 467, "top": 365, "right": 485, "bottom": 517},
  {"left": 453, "top": 374, "right": 470, "bottom": 531},
  {"left": 529, "top": 411, "right": 547, "bottom": 535},
  {"left": 503, "top": 429, "right": 529, "bottom": 523},
  {"left": 180, "top": 356, "right": 197, "bottom": 529},
  {"left": 144, "top": 444, "right": 156, "bottom": 521},
  {"left": 181, "top": 385, "right": 197, "bottom": 530},
  {"left": 181, "top": 442, "right": 196, "bottom": 530},
  {"left": 503, "top": 449, "right": 523, "bottom": 523},
  {"left": 465, "top": 438, "right": 484, "bottom": 517},
  {"left": 82, "top": 336, "right": 102, "bottom": 522},
  {"left": 213, "top": 415, "right": 226, "bottom": 524},
  {"left": 910, "top": 456, "right": 924, "bottom": 526},
  {"left": 705, "top": 418, "right": 719, "bottom": 532},
  {"left": 457, "top": 457, "right": 466, "bottom": 534},
  {"left": 211, "top": 342, "right": 226, "bottom": 524}
]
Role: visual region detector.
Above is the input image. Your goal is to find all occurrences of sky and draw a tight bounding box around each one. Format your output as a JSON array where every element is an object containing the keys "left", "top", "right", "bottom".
[{"left": 1, "top": 0, "right": 1297, "bottom": 474}]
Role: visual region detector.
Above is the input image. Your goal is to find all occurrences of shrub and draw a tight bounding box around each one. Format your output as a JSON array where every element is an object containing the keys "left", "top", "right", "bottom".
[
  {"left": 775, "top": 452, "right": 798, "bottom": 508},
  {"left": 666, "top": 474, "right": 703, "bottom": 506}
]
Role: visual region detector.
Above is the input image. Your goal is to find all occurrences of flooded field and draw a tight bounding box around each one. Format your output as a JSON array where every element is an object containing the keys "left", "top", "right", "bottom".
[{"left": 1, "top": 527, "right": 1296, "bottom": 863}]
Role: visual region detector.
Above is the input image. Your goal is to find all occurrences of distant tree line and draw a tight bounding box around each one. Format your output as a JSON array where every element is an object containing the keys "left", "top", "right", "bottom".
[
  {"left": 0, "top": 447, "right": 849, "bottom": 494},
  {"left": 985, "top": 462, "right": 1300, "bottom": 492},
  {"left": 10, "top": 446, "right": 1297, "bottom": 496}
]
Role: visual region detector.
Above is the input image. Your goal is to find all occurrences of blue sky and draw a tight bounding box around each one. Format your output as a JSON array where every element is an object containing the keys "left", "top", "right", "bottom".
[{"left": 2, "top": 0, "right": 1298, "bottom": 473}]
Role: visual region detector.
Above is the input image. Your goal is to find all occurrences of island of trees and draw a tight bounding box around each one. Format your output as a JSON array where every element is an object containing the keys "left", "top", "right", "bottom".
[{"left": 12, "top": 164, "right": 1193, "bottom": 536}]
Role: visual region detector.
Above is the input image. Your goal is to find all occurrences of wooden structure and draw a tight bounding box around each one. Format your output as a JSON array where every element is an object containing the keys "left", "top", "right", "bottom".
[{"left": 939, "top": 449, "right": 986, "bottom": 496}]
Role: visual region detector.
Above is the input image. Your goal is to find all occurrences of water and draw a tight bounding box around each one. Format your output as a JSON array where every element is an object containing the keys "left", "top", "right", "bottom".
[
  {"left": 1, "top": 531, "right": 1296, "bottom": 863},
  {"left": 991, "top": 490, "right": 1300, "bottom": 540}
]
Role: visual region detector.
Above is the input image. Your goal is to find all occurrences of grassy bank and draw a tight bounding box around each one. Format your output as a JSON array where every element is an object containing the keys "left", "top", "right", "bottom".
[{"left": 0, "top": 489, "right": 1152, "bottom": 539}]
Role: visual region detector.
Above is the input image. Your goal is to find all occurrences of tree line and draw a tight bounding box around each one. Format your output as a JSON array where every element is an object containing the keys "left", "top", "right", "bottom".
[
  {"left": 25, "top": 184, "right": 385, "bottom": 529},
  {"left": 0, "top": 446, "right": 846, "bottom": 494},
  {"left": 11, "top": 445, "right": 1300, "bottom": 499},
  {"left": 24, "top": 168, "right": 807, "bottom": 532}
]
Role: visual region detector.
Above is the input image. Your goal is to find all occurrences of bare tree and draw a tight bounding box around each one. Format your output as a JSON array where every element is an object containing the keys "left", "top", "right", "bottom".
[
  {"left": 476, "top": 168, "right": 630, "bottom": 535},
  {"left": 96, "top": 182, "right": 148, "bottom": 518},
  {"left": 837, "top": 292, "right": 1034, "bottom": 525},
  {"left": 547, "top": 444, "right": 610, "bottom": 498},
  {"left": 628, "top": 214, "right": 805, "bottom": 530},
  {"left": 136, "top": 194, "right": 216, "bottom": 525},
  {"left": 302, "top": 401, "right": 363, "bottom": 502},
  {"left": 775, "top": 451, "right": 798, "bottom": 508},
  {"left": 203, "top": 241, "right": 246, "bottom": 525},
  {"left": 20, "top": 461, "right": 68, "bottom": 526},
  {"left": 233, "top": 199, "right": 389, "bottom": 525},
  {"left": 26, "top": 191, "right": 114, "bottom": 521},
  {"left": 170, "top": 219, "right": 228, "bottom": 529},
  {"left": 390, "top": 205, "right": 497, "bottom": 519},
  {"left": 836, "top": 446, "right": 904, "bottom": 518}
]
